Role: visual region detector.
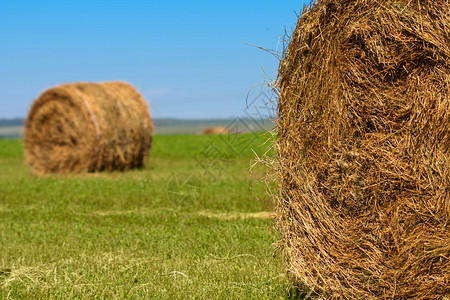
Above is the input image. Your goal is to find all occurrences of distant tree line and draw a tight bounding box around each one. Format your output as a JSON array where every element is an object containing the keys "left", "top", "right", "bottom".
[{"left": 0, "top": 118, "right": 24, "bottom": 127}]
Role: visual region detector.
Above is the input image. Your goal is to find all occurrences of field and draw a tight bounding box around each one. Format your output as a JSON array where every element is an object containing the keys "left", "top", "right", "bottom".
[
  {"left": 0, "top": 126, "right": 23, "bottom": 139},
  {"left": 0, "top": 133, "right": 295, "bottom": 299},
  {"left": 0, "top": 118, "right": 274, "bottom": 138}
]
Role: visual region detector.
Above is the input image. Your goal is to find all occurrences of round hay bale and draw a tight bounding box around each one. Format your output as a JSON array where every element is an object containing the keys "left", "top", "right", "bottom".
[
  {"left": 276, "top": 0, "right": 450, "bottom": 299},
  {"left": 202, "top": 126, "right": 229, "bottom": 135},
  {"left": 25, "top": 81, "right": 153, "bottom": 173}
]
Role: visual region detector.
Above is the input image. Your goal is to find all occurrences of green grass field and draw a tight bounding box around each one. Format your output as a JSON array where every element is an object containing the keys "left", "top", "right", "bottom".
[{"left": 0, "top": 133, "right": 294, "bottom": 299}]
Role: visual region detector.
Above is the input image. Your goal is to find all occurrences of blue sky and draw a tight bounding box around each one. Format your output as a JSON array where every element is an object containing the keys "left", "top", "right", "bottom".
[{"left": 0, "top": 0, "right": 307, "bottom": 119}]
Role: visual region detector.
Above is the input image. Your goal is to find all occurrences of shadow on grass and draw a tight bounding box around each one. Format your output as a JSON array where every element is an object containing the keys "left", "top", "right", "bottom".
[
  {"left": 288, "top": 285, "right": 321, "bottom": 300},
  {"left": 0, "top": 268, "right": 12, "bottom": 279}
]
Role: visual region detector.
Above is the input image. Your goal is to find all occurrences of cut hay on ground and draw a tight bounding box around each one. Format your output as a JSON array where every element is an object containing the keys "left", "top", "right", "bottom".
[
  {"left": 202, "top": 126, "right": 229, "bottom": 135},
  {"left": 25, "top": 81, "right": 153, "bottom": 173},
  {"left": 275, "top": 0, "right": 450, "bottom": 299}
]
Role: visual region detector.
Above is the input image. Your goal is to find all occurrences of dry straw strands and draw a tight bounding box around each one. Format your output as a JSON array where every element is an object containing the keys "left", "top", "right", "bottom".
[
  {"left": 25, "top": 81, "right": 153, "bottom": 173},
  {"left": 275, "top": 0, "right": 450, "bottom": 299}
]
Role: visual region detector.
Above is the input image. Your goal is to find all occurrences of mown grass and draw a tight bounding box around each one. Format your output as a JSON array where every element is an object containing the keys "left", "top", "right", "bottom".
[{"left": 0, "top": 133, "right": 293, "bottom": 299}]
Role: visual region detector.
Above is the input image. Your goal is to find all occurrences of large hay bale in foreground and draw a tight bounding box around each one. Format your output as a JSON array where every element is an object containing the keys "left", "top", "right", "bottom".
[
  {"left": 276, "top": 1, "right": 450, "bottom": 299},
  {"left": 25, "top": 81, "right": 153, "bottom": 173}
]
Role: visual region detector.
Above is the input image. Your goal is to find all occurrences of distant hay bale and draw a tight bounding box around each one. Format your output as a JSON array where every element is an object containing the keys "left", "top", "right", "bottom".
[
  {"left": 202, "top": 126, "right": 229, "bottom": 135},
  {"left": 24, "top": 81, "right": 153, "bottom": 173},
  {"left": 275, "top": 0, "right": 450, "bottom": 299}
]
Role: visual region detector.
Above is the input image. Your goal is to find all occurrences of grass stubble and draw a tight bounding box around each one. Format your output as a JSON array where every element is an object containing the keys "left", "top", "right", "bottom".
[{"left": 0, "top": 134, "right": 293, "bottom": 299}]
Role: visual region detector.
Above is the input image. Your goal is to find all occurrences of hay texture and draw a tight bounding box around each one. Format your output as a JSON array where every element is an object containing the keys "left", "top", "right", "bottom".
[
  {"left": 202, "top": 126, "right": 229, "bottom": 135},
  {"left": 276, "top": 0, "right": 450, "bottom": 299},
  {"left": 25, "top": 81, "right": 153, "bottom": 173}
]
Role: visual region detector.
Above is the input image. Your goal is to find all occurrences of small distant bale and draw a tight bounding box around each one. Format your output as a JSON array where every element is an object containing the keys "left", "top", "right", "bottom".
[
  {"left": 24, "top": 81, "right": 153, "bottom": 173},
  {"left": 202, "top": 126, "right": 229, "bottom": 135},
  {"left": 275, "top": 0, "right": 450, "bottom": 299}
]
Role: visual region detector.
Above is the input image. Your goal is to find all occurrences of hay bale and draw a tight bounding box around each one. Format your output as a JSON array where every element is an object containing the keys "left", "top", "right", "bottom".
[
  {"left": 202, "top": 126, "right": 229, "bottom": 135},
  {"left": 25, "top": 81, "right": 153, "bottom": 173},
  {"left": 275, "top": 0, "right": 450, "bottom": 298}
]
